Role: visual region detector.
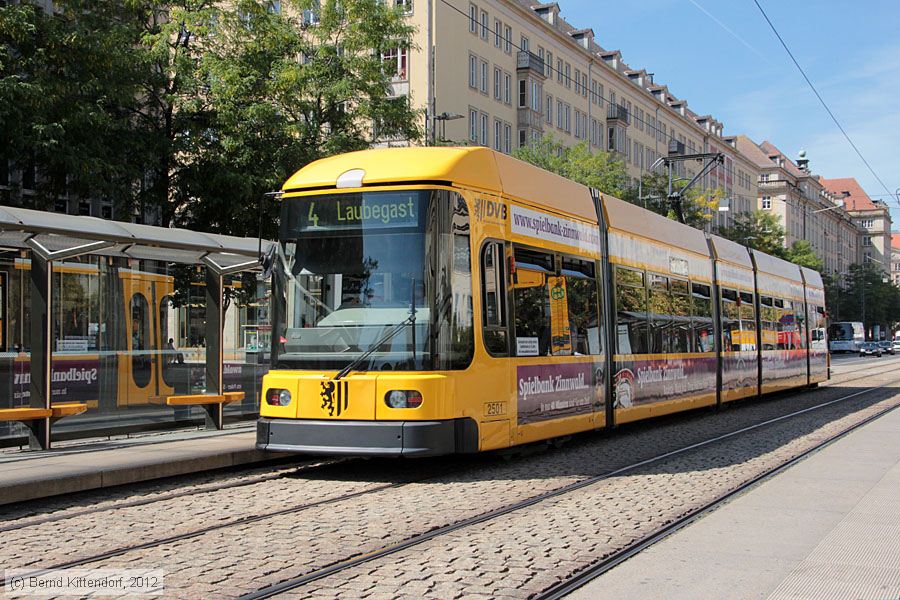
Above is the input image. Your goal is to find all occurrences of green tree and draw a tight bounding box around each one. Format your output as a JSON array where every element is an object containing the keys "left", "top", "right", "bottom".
[
  {"left": 631, "top": 171, "right": 723, "bottom": 230},
  {"left": 717, "top": 210, "right": 787, "bottom": 258},
  {"left": 0, "top": 1, "right": 153, "bottom": 208},
  {"left": 512, "top": 135, "right": 629, "bottom": 198},
  {"left": 1, "top": 0, "right": 420, "bottom": 237},
  {"left": 784, "top": 240, "right": 823, "bottom": 272},
  {"left": 835, "top": 263, "right": 900, "bottom": 336}
]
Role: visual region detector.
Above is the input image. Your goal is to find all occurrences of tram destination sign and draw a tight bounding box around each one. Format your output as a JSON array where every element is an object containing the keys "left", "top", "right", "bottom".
[{"left": 294, "top": 193, "right": 421, "bottom": 232}]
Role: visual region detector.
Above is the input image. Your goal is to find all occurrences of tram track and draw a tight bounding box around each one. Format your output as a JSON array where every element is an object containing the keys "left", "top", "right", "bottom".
[
  {"left": 238, "top": 376, "right": 900, "bottom": 599},
  {"left": 3, "top": 363, "right": 898, "bottom": 595},
  {"left": 3, "top": 354, "right": 891, "bottom": 533},
  {"left": 0, "top": 456, "right": 351, "bottom": 533},
  {"left": 533, "top": 400, "right": 900, "bottom": 600}
]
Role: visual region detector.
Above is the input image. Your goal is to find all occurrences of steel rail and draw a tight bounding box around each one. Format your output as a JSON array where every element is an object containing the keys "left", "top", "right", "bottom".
[
  {"left": 534, "top": 400, "right": 900, "bottom": 599},
  {"left": 239, "top": 378, "right": 900, "bottom": 599}
]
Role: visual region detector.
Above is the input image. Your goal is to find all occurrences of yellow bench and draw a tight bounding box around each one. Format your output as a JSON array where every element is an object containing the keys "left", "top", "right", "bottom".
[
  {"left": 0, "top": 403, "right": 87, "bottom": 422},
  {"left": 165, "top": 392, "right": 245, "bottom": 406},
  {"left": 0, "top": 403, "right": 88, "bottom": 450},
  {"left": 165, "top": 392, "right": 245, "bottom": 429}
]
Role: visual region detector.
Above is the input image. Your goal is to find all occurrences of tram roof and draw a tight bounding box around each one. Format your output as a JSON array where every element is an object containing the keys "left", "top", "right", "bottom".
[
  {"left": 751, "top": 248, "right": 804, "bottom": 283},
  {"left": 602, "top": 194, "right": 711, "bottom": 258},
  {"left": 282, "top": 147, "right": 598, "bottom": 221},
  {"left": 800, "top": 266, "right": 824, "bottom": 289},
  {"left": 708, "top": 235, "right": 753, "bottom": 268},
  {"left": 0, "top": 204, "right": 272, "bottom": 265}
]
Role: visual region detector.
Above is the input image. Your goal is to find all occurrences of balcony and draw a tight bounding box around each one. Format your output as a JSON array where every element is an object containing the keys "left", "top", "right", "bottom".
[
  {"left": 517, "top": 108, "right": 544, "bottom": 130},
  {"left": 516, "top": 51, "right": 546, "bottom": 78},
  {"left": 607, "top": 104, "right": 629, "bottom": 124}
]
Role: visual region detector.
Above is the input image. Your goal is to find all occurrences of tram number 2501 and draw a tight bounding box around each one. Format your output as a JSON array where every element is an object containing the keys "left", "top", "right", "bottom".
[{"left": 484, "top": 402, "right": 507, "bottom": 417}]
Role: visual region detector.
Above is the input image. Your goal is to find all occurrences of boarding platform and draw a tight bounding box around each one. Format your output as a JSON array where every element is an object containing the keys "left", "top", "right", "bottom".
[
  {"left": 569, "top": 404, "right": 900, "bottom": 599},
  {"left": 0, "top": 423, "right": 286, "bottom": 506}
]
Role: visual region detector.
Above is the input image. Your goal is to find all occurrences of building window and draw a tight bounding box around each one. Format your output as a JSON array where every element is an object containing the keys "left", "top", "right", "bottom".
[
  {"left": 545, "top": 51, "right": 552, "bottom": 78},
  {"left": 564, "top": 63, "right": 571, "bottom": 88},
  {"left": 480, "top": 112, "right": 488, "bottom": 146},
  {"left": 863, "top": 235, "right": 872, "bottom": 246},
  {"left": 518, "top": 129, "right": 526, "bottom": 148},
  {"left": 480, "top": 10, "right": 488, "bottom": 40},
  {"left": 556, "top": 59, "right": 563, "bottom": 83},
  {"left": 494, "top": 119, "right": 502, "bottom": 151},
  {"left": 395, "top": 0, "right": 412, "bottom": 13},
  {"left": 518, "top": 79, "right": 526, "bottom": 108},
  {"left": 581, "top": 73, "right": 588, "bottom": 97},
  {"left": 503, "top": 123, "right": 511, "bottom": 153},
  {"left": 493, "top": 67, "right": 502, "bottom": 100},
  {"left": 520, "top": 35, "right": 529, "bottom": 52},
  {"left": 574, "top": 69, "right": 581, "bottom": 94},
  {"left": 381, "top": 47, "right": 408, "bottom": 80},
  {"left": 503, "top": 72, "right": 511, "bottom": 104},
  {"left": 860, "top": 219, "right": 874, "bottom": 228},
  {"left": 531, "top": 81, "right": 541, "bottom": 111},
  {"left": 760, "top": 173, "right": 770, "bottom": 183},
  {"left": 493, "top": 18, "right": 501, "bottom": 47},
  {"left": 469, "top": 3, "right": 478, "bottom": 34},
  {"left": 762, "top": 196, "right": 772, "bottom": 210},
  {"left": 468, "top": 54, "right": 477, "bottom": 88},
  {"left": 546, "top": 94, "right": 552, "bottom": 124},
  {"left": 469, "top": 109, "right": 478, "bottom": 142},
  {"left": 480, "top": 59, "right": 488, "bottom": 93},
  {"left": 504, "top": 25, "right": 512, "bottom": 53},
  {"left": 564, "top": 104, "right": 571, "bottom": 133},
  {"left": 556, "top": 100, "right": 563, "bottom": 129}
]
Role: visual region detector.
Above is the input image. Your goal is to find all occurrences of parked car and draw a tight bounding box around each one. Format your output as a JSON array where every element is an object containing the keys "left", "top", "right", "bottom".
[
  {"left": 893, "top": 339, "right": 900, "bottom": 352},
  {"left": 877, "top": 341, "right": 895, "bottom": 355},
  {"left": 859, "top": 342, "right": 883, "bottom": 357}
]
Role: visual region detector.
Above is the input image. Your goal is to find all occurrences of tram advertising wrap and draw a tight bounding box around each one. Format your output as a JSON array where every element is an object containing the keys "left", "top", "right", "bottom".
[
  {"left": 613, "top": 357, "right": 716, "bottom": 408},
  {"left": 516, "top": 362, "right": 600, "bottom": 424}
]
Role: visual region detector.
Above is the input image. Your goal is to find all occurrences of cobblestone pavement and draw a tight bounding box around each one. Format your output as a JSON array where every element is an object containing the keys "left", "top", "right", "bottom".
[{"left": 2, "top": 358, "right": 898, "bottom": 599}]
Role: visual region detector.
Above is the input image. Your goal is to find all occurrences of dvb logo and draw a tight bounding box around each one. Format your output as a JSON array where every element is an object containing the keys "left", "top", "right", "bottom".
[{"left": 476, "top": 198, "right": 507, "bottom": 221}]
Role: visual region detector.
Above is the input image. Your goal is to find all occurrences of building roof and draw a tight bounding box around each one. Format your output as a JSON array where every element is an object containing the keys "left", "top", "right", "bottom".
[
  {"left": 892, "top": 233, "right": 900, "bottom": 249},
  {"left": 735, "top": 136, "right": 778, "bottom": 170},
  {"left": 820, "top": 177, "right": 879, "bottom": 211},
  {"left": 758, "top": 141, "right": 806, "bottom": 178}
]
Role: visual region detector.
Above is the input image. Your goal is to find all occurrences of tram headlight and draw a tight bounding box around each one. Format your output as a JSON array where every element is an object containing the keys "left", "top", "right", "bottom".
[
  {"left": 385, "top": 390, "right": 423, "bottom": 409},
  {"left": 266, "top": 388, "right": 292, "bottom": 406}
]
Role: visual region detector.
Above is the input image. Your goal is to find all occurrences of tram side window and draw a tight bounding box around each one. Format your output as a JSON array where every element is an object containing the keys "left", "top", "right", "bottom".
[
  {"left": 481, "top": 241, "right": 508, "bottom": 356},
  {"left": 562, "top": 256, "right": 602, "bottom": 355},
  {"left": 647, "top": 273, "right": 669, "bottom": 354},
  {"left": 794, "top": 301, "right": 807, "bottom": 349},
  {"left": 739, "top": 292, "right": 756, "bottom": 351},
  {"left": 721, "top": 288, "right": 740, "bottom": 351},
  {"left": 760, "top": 296, "right": 777, "bottom": 350},
  {"left": 669, "top": 278, "right": 690, "bottom": 353},
  {"left": 615, "top": 266, "right": 648, "bottom": 355},
  {"left": 691, "top": 283, "right": 714, "bottom": 352},
  {"left": 513, "top": 248, "right": 552, "bottom": 356}
]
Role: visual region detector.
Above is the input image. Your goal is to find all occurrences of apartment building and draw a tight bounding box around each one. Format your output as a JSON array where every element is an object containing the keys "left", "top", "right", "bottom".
[
  {"left": 402, "top": 0, "right": 758, "bottom": 228},
  {"left": 892, "top": 234, "right": 900, "bottom": 286},
  {"left": 734, "top": 136, "right": 861, "bottom": 276},
  {"left": 821, "top": 177, "right": 893, "bottom": 275}
]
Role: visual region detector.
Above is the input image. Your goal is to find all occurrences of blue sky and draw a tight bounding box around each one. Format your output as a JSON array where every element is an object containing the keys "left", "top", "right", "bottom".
[{"left": 559, "top": 0, "right": 900, "bottom": 223}]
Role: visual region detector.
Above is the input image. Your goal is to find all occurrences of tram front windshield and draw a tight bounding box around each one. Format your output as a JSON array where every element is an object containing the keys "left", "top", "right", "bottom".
[{"left": 275, "top": 189, "right": 473, "bottom": 371}]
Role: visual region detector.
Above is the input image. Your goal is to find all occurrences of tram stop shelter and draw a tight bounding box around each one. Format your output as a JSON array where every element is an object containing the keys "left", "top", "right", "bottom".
[{"left": 0, "top": 206, "right": 274, "bottom": 449}]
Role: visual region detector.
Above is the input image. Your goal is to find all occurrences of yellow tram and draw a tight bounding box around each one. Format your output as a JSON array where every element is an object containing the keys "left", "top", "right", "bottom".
[{"left": 257, "top": 147, "right": 827, "bottom": 456}]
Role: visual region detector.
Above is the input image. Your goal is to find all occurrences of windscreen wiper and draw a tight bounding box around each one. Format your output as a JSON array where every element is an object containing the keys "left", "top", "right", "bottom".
[{"left": 334, "top": 280, "right": 418, "bottom": 380}]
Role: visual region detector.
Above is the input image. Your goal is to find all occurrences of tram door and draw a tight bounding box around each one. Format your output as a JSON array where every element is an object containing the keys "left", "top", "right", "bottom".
[{"left": 117, "top": 272, "right": 174, "bottom": 406}]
